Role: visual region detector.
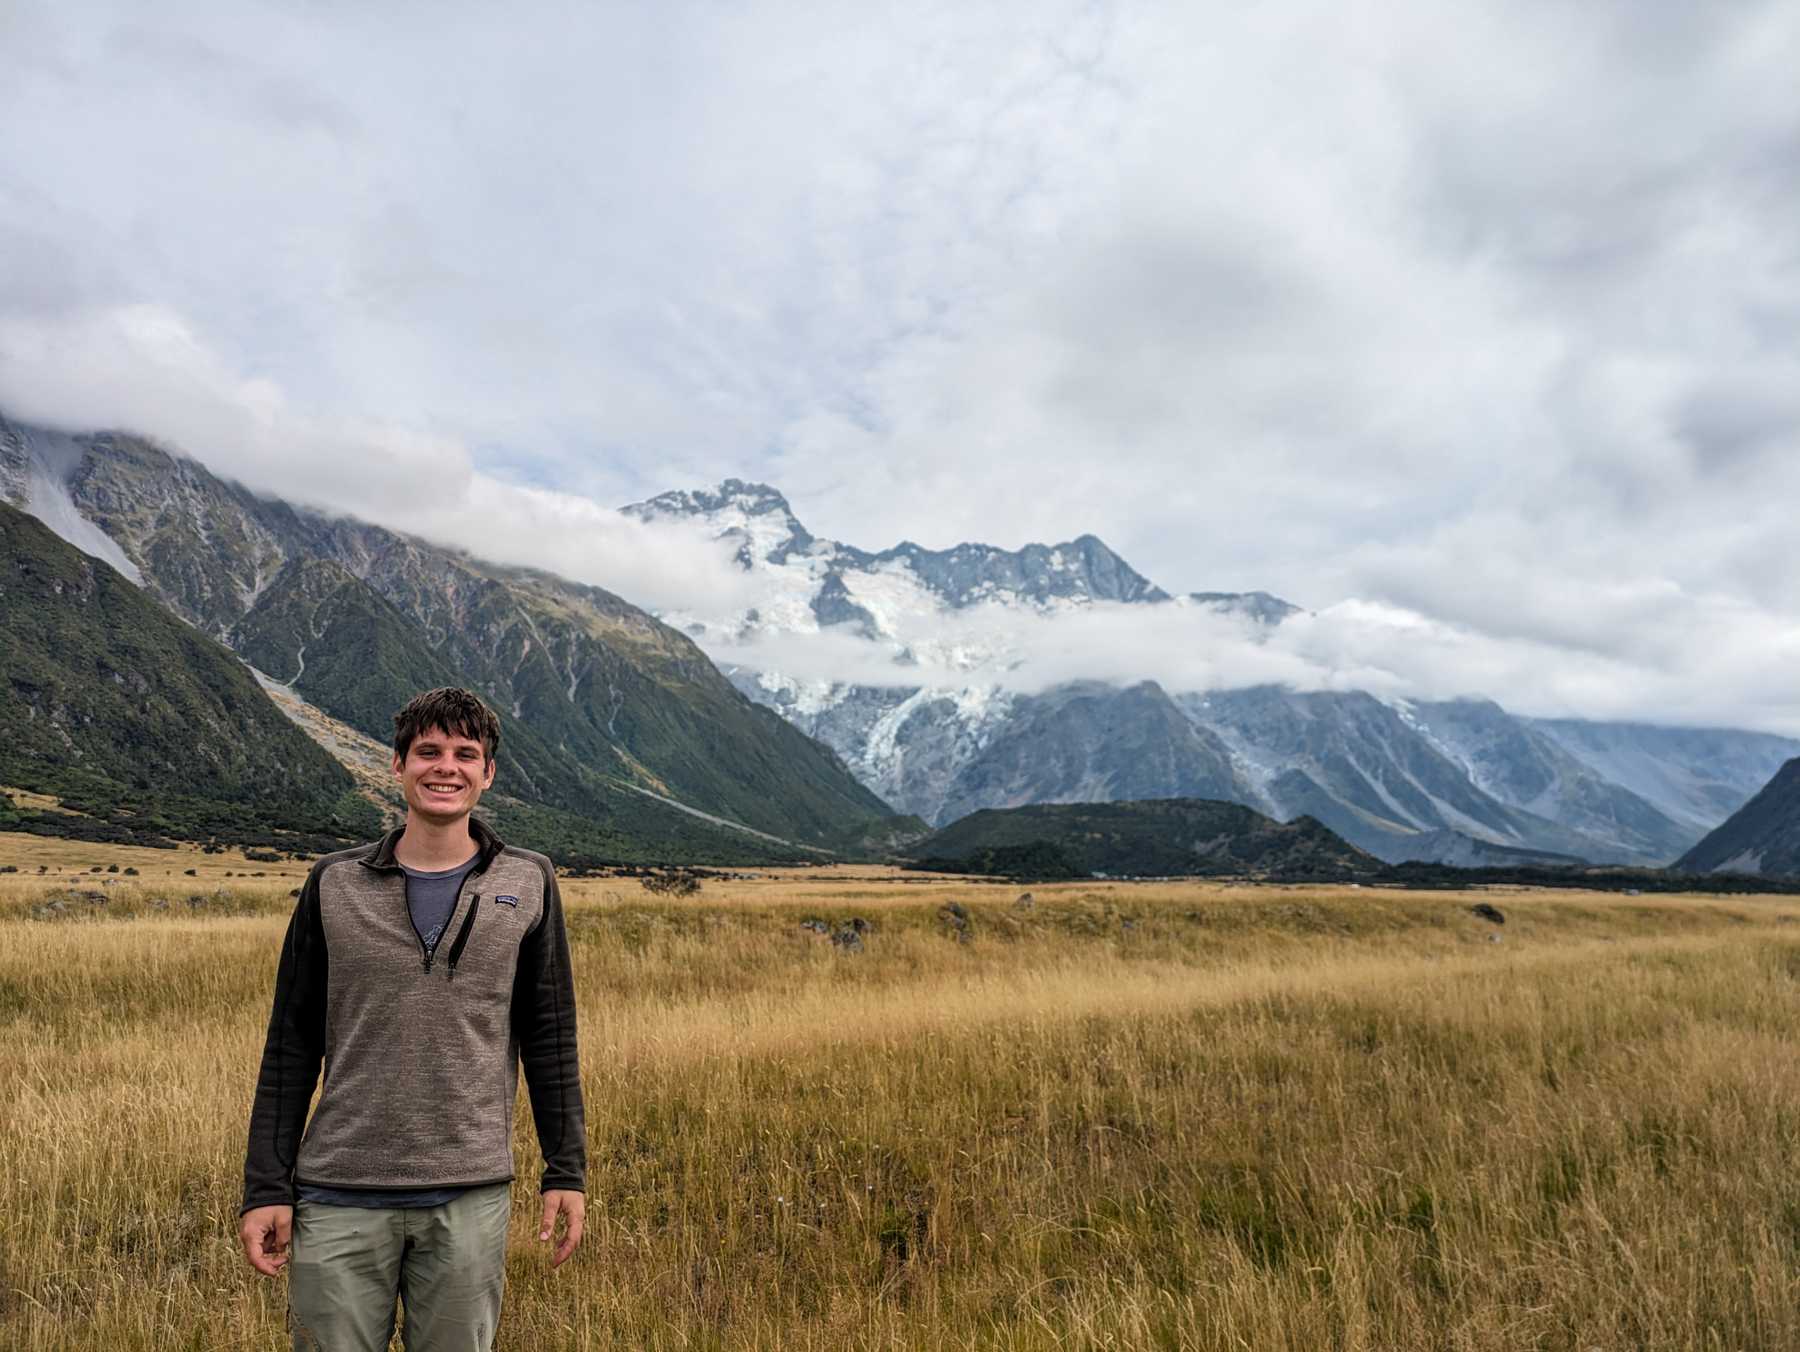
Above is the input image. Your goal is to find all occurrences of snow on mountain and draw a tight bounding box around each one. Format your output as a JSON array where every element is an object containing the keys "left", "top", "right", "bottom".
[
  {"left": 624, "top": 480, "right": 1169, "bottom": 637},
  {"left": 622, "top": 481, "right": 1191, "bottom": 816},
  {"left": 0, "top": 417, "right": 144, "bottom": 584},
  {"left": 731, "top": 671, "right": 1018, "bottom": 824},
  {"left": 623, "top": 477, "right": 1786, "bottom": 861}
]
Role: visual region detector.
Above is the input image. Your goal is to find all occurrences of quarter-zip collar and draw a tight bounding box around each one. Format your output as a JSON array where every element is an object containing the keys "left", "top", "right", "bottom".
[
  {"left": 359, "top": 815, "right": 505, "bottom": 876},
  {"left": 361, "top": 817, "right": 502, "bottom": 977}
]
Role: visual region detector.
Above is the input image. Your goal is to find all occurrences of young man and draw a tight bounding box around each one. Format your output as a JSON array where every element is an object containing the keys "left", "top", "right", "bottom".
[{"left": 239, "top": 687, "right": 585, "bottom": 1351}]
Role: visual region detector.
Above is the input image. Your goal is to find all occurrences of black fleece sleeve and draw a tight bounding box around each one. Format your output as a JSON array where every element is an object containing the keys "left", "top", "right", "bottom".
[
  {"left": 241, "top": 863, "right": 329, "bottom": 1213},
  {"left": 514, "top": 859, "right": 587, "bottom": 1193}
]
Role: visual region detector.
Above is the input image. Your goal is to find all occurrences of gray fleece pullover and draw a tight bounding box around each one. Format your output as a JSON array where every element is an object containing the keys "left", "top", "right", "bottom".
[{"left": 241, "top": 819, "right": 585, "bottom": 1211}]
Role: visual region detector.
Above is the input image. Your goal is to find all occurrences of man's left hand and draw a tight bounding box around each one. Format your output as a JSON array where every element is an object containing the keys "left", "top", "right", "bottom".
[{"left": 539, "top": 1189, "right": 585, "bottom": 1268}]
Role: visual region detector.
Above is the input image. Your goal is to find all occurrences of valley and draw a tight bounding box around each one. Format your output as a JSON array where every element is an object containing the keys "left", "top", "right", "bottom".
[{"left": 7, "top": 412, "right": 1800, "bottom": 885}]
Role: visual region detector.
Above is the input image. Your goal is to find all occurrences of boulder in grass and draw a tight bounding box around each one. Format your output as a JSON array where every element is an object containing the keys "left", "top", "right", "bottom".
[{"left": 1470, "top": 902, "right": 1505, "bottom": 925}]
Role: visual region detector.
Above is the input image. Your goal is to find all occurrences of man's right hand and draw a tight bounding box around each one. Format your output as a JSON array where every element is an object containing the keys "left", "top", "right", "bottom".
[{"left": 239, "top": 1204, "right": 293, "bottom": 1276}]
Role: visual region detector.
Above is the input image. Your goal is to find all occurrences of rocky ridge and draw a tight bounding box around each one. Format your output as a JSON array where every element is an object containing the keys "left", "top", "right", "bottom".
[{"left": 1676, "top": 758, "right": 1800, "bottom": 876}]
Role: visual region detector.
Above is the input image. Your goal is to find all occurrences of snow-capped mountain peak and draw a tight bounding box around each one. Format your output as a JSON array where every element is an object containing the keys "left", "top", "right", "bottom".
[
  {"left": 622, "top": 478, "right": 814, "bottom": 569},
  {"left": 621, "top": 478, "right": 1174, "bottom": 616},
  {"left": 625, "top": 477, "right": 797, "bottom": 523}
]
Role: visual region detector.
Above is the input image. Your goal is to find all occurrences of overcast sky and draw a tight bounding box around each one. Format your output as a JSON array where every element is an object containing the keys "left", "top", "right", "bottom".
[{"left": 3, "top": 1, "right": 1799, "bottom": 730}]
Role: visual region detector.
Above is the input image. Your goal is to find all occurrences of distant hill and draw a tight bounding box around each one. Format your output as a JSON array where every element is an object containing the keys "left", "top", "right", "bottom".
[
  {"left": 0, "top": 500, "right": 377, "bottom": 849},
  {"left": 1676, "top": 759, "right": 1800, "bottom": 876},
  {"left": 1384, "top": 829, "right": 1590, "bottom": 870},
  {"left": 911, "top": 797, "right": 1383, "bottom": 881}
]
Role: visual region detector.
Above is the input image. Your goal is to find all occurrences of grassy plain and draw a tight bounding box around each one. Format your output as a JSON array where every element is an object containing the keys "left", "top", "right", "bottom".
[{"left": 3, "top": 842, "right": 1800, "bottom": 1349}]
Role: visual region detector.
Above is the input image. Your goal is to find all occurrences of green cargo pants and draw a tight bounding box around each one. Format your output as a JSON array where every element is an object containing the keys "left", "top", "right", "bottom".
[{"left": 288, "top": 1183, "right": 512, "bottom": 1352}]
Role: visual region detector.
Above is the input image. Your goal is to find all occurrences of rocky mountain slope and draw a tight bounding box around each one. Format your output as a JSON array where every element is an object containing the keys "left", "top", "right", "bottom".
[
  {"left": 914, "top": 797, "right": 1383, "bottom": 880},
  {"left": 1, "top": 416, "right": 897, "bottom": 860},
  {"left": 0, "top": 500, "right": 376, "bottom": 848},
  {"left": 1527, "top": 718, "right": 1800, "bottom": 834},
  {"left": 625, "top": 479, "right": 1799, "bottom": 865},
  {"left": 1178, "top": 688, "right": 1702, "bottom": 865},
  {"left": 1675, "top": 759, "right": 1800, "bottom": 876},
  {"left": 935, "top": 681, "right": 1255, "bottom": 825}
]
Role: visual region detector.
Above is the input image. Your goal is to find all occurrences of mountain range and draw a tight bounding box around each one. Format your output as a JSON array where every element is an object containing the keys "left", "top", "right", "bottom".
[
  {"left": 8, "top": 409, "right": 1798, "bottom": 874},
  {"left": 1, "top": 416, "right": 900, "bottom": 863},
  {"left": 622, "top": 480, "right": 1799, "bottom": 867}
]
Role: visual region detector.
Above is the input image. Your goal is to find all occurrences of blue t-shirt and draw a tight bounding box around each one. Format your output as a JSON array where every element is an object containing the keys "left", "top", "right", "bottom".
[
  {"left": 403, "top": 855, "right": 479, "bottom": 959},
  {"left": 297, "top": 854, "right": 479, "bottom": 1211}
]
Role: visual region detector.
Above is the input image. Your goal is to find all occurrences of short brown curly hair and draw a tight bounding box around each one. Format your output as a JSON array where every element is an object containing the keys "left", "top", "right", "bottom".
[{"left": 392, "top": 687, "right": 501, "bottom": 765}]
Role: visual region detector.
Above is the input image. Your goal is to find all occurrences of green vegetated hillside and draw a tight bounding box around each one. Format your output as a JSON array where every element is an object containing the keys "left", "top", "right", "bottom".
[
  {"left": 819, "top": 810, "right": 935, "bottom": 857},
  {"left": 913, "top": 797, "right": 1385, "bottom": 881},
  {"left": 226, "top": 558, "right": 844, "bottom": 865},
  {"left": 49, "top": 426, "right": 895, "bottom": 853},
  {"left": 231, "top": 559, "right": 454, "bottom": 753},
  {"left": 0, "top": 501, "right": 379, "bottom": 850},
  {"left": 231, "top": 558, "right": 591, "bottom": 811}
]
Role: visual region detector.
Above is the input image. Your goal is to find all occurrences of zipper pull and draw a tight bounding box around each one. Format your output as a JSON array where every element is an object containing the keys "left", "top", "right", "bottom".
[
  {"left": 446, "top": 894, "right": 481, "bottom": 981},
  {"left": 422, "top": 954, "right": 433, "bottom": 974}
]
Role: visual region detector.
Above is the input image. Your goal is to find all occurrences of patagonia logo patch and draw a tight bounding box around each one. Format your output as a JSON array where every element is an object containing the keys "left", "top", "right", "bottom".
[{"left": 494, "top": 894, "right": 520, "bottom": 908}]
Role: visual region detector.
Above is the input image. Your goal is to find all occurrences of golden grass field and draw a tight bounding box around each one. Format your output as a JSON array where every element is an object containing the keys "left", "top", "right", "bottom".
[{"left": 4, "top": 838, "right": 1800, "bottom": 1349}]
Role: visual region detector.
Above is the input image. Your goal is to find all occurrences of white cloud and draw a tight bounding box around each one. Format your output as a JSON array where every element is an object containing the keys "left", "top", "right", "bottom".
[
  {"left": 2, "top": 0, "right": 1798, "bottom": 734},
  {"left": 0, "top": 304, "right": 473, "bottom": 510},
  {"left": 697, "top": 589, "right": 1800, "bottom": 738},
  {"left": 0, "top": 302, "right": 761, "bottom": 615}
]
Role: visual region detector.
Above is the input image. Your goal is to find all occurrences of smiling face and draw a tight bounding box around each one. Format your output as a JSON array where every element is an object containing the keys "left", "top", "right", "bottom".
[{"left": 392, "top": 725, "right": 496, "bottom": 826}]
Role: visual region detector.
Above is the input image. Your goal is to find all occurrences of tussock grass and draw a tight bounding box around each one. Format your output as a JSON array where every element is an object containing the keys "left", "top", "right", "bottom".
[{"left": 3, "top": 873, "right": 1799, "bottom": 1349}]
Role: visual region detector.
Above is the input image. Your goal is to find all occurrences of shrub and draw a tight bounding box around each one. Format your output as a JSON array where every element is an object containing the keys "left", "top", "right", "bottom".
[{"left": 640, "top": 870, "right": 701, "bottom": 898}]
